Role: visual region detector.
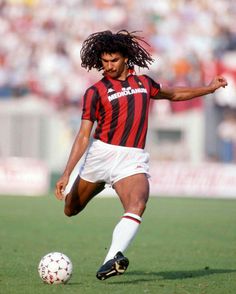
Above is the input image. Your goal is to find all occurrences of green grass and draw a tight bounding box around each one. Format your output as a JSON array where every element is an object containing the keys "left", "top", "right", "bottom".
[{"left": 0, "top": 195, "right": 236, "bottom": 294}]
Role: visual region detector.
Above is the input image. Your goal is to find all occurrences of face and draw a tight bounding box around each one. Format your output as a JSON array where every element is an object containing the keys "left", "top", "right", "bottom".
[{"left": 101, "top": 52, "right": 128, "bottom": 80}]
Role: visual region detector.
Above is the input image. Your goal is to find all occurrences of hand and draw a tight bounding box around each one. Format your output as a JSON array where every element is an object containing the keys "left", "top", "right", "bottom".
[
  {"left": 209, "top": 76, "right": 228, "bottom": 92},
  {"left": 55, "top": 174, "right": 69, "bottom": 200}
]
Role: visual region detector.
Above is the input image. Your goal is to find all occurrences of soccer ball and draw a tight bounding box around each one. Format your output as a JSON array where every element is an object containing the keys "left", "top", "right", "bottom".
[{"left": 38, "top": 252, "right": 73, "bottom": 284}]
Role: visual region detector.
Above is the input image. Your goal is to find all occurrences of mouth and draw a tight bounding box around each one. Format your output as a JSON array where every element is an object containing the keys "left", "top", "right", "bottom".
[{"left": 106, "top": 70, "right": 116, "bottom": 74}]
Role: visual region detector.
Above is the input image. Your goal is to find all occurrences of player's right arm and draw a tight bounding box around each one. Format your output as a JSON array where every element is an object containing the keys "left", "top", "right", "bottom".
[{"left": 55, "top": 119, "right": 94, "bottom": 200}]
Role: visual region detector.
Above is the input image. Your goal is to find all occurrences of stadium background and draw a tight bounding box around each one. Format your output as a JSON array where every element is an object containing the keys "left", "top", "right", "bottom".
[{"left": 0, "top": 0, "right": 236, "bottom": 197}]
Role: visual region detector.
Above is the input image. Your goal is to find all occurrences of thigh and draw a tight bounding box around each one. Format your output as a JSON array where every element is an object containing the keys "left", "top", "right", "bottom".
[
  {"left": 110, "top": 147, "right": 150, "bottom": 185},
  {"left": 64, "top": 175, "right": 105, "bottom": 216},
  {"left": 113, "top": 173, "right": 149, "bottom": 216}
]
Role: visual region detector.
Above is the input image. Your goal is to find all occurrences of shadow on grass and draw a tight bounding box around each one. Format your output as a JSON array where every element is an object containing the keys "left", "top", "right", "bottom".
[{"left": 109, "top": 268, "right": 236, "bottom": 284}]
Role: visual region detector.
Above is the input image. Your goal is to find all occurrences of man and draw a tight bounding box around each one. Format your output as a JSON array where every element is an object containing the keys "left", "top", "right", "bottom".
[{"left": 55, "top": 30, "right": 227, "bottom": 280}]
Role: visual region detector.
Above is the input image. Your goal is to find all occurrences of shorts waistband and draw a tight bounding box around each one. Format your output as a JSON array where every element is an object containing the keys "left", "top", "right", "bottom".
[{"left": 93, "top": 139, "right": 145, "bottom": 152}]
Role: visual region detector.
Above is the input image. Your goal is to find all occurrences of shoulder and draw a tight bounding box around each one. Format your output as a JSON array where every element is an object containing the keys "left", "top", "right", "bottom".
[
  {"left": 136, "top": 74, "right": 159, "bottom": 83},
  {"left": 84, "top": 77, "right": 111, "bottom": 101},
  {"left": 133, "top": 74, "right": 150, "bottom": 81},
  {"left": 84, "top": 79, "right": 104, "bottom": 95},
  {"left": 90, "top": 77, "right": 111, "bottom": 90},
  {"left": 87, "top": 79, "right": 103, "bottom": 90},
  {"left": 138, "top": 74, "right": 161, "bottom": 89}
]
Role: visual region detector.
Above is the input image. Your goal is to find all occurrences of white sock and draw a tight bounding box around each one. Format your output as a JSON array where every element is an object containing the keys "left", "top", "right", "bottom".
[{"left": 103, "top": 212, "right": 142, "bottom": 264}]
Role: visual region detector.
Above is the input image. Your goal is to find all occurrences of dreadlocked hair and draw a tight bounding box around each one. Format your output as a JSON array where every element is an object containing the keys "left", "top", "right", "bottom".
[{"left": 80, "top": 30, "right": 154, "bottom": 71}]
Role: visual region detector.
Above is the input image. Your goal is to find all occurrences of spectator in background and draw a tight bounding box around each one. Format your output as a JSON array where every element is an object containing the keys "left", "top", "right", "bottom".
[
  {"left": 0, "top": 0, "right": 235, "bottom": 111},
  {"left": 218, "top": 111, "right": 236, "bottom": 162}
]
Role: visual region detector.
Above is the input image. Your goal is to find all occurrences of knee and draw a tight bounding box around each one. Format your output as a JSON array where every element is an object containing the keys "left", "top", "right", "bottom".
[
  {"left": 64, "top": 207, "right": 79, "bottom": 217},
  {"left": 128, "top": 199, "right": 147, "bottom": 216},
  {"left": 63, "top": 193, "right": 83, "bottom": 217},
  {"left": 64, "top": 207, "right": 74, "bottom": 217},
  {"left": 64, "top": 205, "right": 83, "bottom": 217},
  {"left": 138, "top": 201, "right": 147, "bottom": 215}
]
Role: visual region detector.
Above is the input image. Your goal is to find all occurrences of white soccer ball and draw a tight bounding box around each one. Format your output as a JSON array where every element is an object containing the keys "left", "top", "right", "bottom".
[{"left": 38, "top": 252, "right": 73, "bottom": 284}]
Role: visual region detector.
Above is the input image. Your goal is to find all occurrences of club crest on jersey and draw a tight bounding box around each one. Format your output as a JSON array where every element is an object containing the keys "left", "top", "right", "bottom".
[{"left": 108, "top": 86, "right": 147, "bottom": 102}]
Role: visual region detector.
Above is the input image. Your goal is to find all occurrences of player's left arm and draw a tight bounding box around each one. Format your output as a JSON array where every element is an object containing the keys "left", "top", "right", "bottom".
[{"left": 154, "top": 76, "right": 228, "bottom": 101}]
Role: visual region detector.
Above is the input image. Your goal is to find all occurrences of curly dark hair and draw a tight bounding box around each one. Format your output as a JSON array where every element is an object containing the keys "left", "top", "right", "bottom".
[{"left": 80, "top": 30, "right": 154, "bottom": 71}]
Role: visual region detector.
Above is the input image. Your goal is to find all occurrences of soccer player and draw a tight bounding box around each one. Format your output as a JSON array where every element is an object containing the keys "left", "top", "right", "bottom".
[{"left": 55, "top": 30, "right": 228, "bottom": 280}]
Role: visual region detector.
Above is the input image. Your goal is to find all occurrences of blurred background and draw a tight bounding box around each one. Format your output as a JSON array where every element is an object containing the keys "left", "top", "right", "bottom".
[{"left": 0, "top": 0, "right": 236, "bottom": 197}]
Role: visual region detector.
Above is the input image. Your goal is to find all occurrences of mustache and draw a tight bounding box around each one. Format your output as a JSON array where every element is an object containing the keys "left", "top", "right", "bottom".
[{"left": 105, "top": 69, "right": 116, "bottom": 73}]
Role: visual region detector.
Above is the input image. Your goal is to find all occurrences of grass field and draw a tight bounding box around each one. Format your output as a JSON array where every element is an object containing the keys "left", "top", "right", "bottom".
[{"left": 0, "top": 194, "right": 236, "bottom": 294}]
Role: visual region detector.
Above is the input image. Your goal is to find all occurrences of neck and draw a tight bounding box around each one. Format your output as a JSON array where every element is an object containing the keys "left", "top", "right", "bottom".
[{"left": 118, "top": 68, "right": 129, "bottom": 81}]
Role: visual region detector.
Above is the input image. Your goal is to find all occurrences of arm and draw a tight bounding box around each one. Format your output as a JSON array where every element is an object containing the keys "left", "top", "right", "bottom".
[
  {"left": 55, "top": 119, "right": 94, "bottom": 200},
  {"left": 155, "top": 76, "right": 228, "bottom": 101}
]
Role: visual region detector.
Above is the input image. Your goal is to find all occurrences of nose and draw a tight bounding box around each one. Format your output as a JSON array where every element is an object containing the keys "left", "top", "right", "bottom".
[{"left": 107, "top": 61, "right": 113, "bottom": 71}]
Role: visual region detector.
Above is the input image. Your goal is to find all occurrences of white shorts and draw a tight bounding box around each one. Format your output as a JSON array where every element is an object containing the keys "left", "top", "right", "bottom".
[{"left": 79, "top": 139, "right": 150, "bottom": 186}]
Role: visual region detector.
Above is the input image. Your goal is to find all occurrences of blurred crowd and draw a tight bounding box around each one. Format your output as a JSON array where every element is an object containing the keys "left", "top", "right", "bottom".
[{"left": 0, "top": 0, "right": 235, "bottom": 110}]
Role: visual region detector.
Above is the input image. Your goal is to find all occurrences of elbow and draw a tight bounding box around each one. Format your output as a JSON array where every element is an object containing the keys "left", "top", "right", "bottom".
[
  {"left": 167, "top": 90, "right": 182, "bottom": 101},
  {"left": 171, "top": 93, "right": 182, "bottom": 101}
]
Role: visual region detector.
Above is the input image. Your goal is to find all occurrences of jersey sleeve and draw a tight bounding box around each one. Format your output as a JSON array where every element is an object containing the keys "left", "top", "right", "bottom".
[
  {"left": 144, "top": 75, "right": 161, "bottom": 98},
  {"left": 81, "top": 86, "right": 99, "bottom": 122}
]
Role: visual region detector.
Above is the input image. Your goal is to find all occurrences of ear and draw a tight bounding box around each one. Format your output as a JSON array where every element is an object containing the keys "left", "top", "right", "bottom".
[{"left": 124, "top": 57, "right": 128, "bottom": 64}]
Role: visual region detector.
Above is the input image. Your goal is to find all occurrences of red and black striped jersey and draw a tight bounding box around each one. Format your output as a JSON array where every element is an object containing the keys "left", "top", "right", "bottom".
[{"left": 82, "top": 74, "right": 160, "bottom": 149}]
